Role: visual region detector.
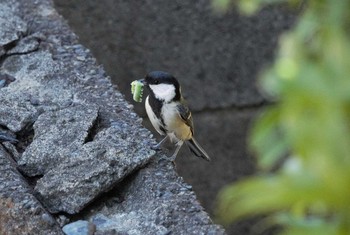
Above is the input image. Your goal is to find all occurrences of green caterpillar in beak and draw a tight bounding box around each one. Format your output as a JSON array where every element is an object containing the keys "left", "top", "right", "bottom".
[{"left": 131, "top": 80, "right": 144, "bottom": 103}]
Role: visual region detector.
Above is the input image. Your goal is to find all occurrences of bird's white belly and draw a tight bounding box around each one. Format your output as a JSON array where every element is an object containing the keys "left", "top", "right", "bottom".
[{"left": 161, "top": 102, "right": 178, "bottom": 130}]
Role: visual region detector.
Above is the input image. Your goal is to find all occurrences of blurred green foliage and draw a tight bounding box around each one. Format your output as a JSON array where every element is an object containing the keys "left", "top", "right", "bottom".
[{"left": 215, "top": 0, "right": 350, "bottom": 234}]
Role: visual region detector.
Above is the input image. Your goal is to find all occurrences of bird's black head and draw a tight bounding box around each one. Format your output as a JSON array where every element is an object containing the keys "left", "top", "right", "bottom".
[
  {"left": 142, "top": 71, "right": 181, "bottom": 101},
  {"left": 144, "top": 71, "right": 179, "bottom": 86}
]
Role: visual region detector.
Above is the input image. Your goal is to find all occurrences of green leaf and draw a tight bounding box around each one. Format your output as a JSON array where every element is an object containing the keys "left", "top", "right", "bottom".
[
  {"left": 215, "top": 0, "right": 350, "bottom": 234},
  {"left": 250, "top": 107, "right": 288, "bottom": 170}
]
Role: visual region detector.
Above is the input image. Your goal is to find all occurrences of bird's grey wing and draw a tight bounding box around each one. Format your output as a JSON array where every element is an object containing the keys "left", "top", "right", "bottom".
[{"left": 177, "top": 102, "right": 194, "bottom": 134}]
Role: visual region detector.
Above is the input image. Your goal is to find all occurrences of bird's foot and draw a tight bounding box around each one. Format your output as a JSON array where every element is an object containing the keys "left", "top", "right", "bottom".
[
  {"left": 169, "top": 154, "right": 177, "bottom": 162},
  {"left": 151, "top": 144, "right": 162, "bottom": 151},
  {"left": 151, "top": 136, "right": 169, "bottom": 151}
]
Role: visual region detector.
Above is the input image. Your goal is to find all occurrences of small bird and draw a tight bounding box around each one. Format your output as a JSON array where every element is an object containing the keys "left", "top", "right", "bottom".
[{"left": 139, "top": 71, "right": 210, "bottom": 161}]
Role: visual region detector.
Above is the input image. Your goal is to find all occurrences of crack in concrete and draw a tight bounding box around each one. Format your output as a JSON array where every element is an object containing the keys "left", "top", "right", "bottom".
[
  {"left": 15, "top": 121, "right": 35, "bottom": 154},
  {"left": 83, "top": 109, "right": 101, "bottom": 144},
  {"left": 0, "top": 42, "right": 18, "bottom": 67},
  {"left": 0, "top": 31, "right": 42, "bottom": 69}
]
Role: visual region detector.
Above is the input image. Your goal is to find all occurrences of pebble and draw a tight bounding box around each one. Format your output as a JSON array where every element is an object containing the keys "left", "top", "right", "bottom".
[
  {"left": 62, "top": 220, "right": 96, "bottom": 235},
  {"left": 41, "top": 213, "right": 56, "bottom": 226},
  {"left": 0, "top": 79, "right": 6, "bottom": 88},
  {"left": 76, "top": 56, "right": 86, "bottom": 61}
]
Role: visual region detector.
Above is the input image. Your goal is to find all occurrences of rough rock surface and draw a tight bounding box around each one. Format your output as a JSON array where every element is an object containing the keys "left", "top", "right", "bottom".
[
  {"left": 0, "top": 4, "right": 27, "bottom": 53},
  {"left": 0, "top": 145, "right": 63, "bottom": 235},
  {"left": 79, "top": 157, "right": 225, "bottom": 235},
  {"left": 0, "top": 0, "right": 225, "bottom": 234},
  {"left": 35, "top": 122, "right": 155, "bottom": 214},
  {"left": 19, "top": 105, "right": 100, "bottom": 176},
  {"left": 62, "top": 220, "right": 96, "bottom": 235}
]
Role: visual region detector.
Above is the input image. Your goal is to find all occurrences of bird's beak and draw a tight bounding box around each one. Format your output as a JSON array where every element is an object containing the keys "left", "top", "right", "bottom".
[{"left": 138, "top": 78, "right": 146, "bottom": 85}]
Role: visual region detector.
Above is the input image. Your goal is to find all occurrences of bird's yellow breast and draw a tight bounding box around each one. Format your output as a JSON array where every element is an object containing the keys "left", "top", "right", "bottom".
[
  {"left": 162, "top": 102, "right": 192, "bottom": 141},
  {"left": 169, "top": 115, "right": 192, "bottom": 141}
]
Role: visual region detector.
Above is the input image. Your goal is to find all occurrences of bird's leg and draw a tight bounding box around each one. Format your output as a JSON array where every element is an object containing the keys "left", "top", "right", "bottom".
[
  {"left": 151, "top": 135, "right": 169, "bottom": 150},
  {"left": 169, "top": 140, "right": 183, "bottom": 161}
]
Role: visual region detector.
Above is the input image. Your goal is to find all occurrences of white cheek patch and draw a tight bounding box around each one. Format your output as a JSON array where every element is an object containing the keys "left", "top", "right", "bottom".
[{"left": 149, "top": 84, "right": 176, "bottom": 102}]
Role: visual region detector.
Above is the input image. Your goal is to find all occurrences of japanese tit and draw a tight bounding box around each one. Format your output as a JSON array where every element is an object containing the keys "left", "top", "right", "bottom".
[{"left": 139, "top": 71, "right": 210, "bottom": 161}]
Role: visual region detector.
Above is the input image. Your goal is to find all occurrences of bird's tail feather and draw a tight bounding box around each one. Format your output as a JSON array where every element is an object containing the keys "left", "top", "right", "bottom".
[{"left": 186, "top": 138, "right": 211, "bottom": 161}]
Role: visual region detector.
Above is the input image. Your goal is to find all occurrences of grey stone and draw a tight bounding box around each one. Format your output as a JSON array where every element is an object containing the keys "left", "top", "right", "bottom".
[
  {"left": 2, "top": 141, "right": 21, "bottom": 163},
  {"left": 7, "top": 33, "right": 41, "bottom": 55},
  {"left": 62, "top": 220, "right": 95, "bottom": 235},
  {"left": 0, "top": 3, "right": 27, "bottom": 47},
  {"left": 91, "top": 213, "right": 169, "bottom": 235},
  {"left": 80, "top": 157, "right": 226, "bottom": 235},
  {"left": 2, "top": 51, "right": 58, "bottom": 83},
  {"left": 0, "top": 93, "right": 38, "bottom": 132},
  {"left": 35, "top": 123, "right": 155, "bottom": 213},
  {"left": 0, "top": 73, "right": 16, "bottom": 87},
  {"left": 0, "top": 50, "right": 63, "bottom": 132},
  {"left": 18, "top": 104, "right": 99, "bottom": 176},
  {"left": 0, "top": 78, "right": 5, "bottom": 87},
  {"left": 57, "top": 214, "right": 71, "bottom": 227},
  {"left": 0, "top": 145, "right": 63, "bottom": 235},
  {"left": 0, "top": 127, "right": 17, "bottom": 143}
]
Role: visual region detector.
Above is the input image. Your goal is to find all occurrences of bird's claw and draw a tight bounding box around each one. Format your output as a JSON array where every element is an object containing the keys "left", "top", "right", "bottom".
[
  {"left": 151, "top": 144, "right": 162, "bottom": 151},
  {"left": 151, "top": 136, "right": 169, "bottom": 151},
  {"left": 169, "top": 154, "right": 177, "bottom": 162}
]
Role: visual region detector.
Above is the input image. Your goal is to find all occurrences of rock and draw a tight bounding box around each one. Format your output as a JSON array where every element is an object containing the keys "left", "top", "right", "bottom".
[
  {"left": 2, "top": 142, "right": 20, "bottom": 161},
  {"left": 35, "top": 123, "right": 155, "bottom": 214},
  {"left": 0, "top": 93, "right": 38, "bottom": 132},
  {"left": 62, "top": 220, "right": 95, "bottom": 235},
  {"left": 0, "top": 3, "right": 27, "bottom": 48},
  {"left": 0, "top": 50, "right": 62, "bottom": 133},
  {"left": 0, "top": 127, "right": 17, "bottom": 143},
  {"left": 57, "top": 214, "right": 71, "bottom": 227},
  {"left": 6, "top": 34, "right": 41, "bottom": 55},
  {"left": 0, "top": 145, "right": 63, "bottom": 235},
  {"left": 0, "top": 73, "right": 16, "bottom": 88},
  {"left": 79, "top": 157, "right": 226, "bottom": 235},
  {"left": 91, "top": 213, "right": 169, "bottom": 235},
  {"left": 18, "top": 104, "right": 99, "bottom": 176}
]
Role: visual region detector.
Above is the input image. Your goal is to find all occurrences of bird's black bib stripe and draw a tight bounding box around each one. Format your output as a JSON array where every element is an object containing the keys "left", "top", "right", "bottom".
[{"left": 148, "top": 92, "right": 167, "bottom": 133}]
